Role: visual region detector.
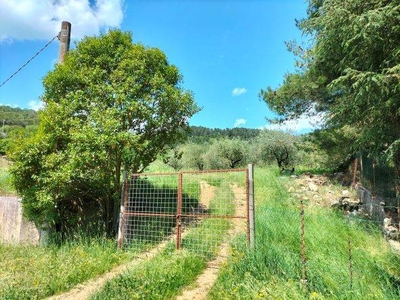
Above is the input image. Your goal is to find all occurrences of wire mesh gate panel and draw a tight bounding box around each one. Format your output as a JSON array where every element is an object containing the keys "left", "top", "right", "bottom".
[{"left": 118, "top": 168, "right": 253, "bottom": 254}]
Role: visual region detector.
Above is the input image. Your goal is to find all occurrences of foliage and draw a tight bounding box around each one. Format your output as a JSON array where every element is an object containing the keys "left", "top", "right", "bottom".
[
  {"left": 294, "top": 125, "right": 360, "bottom": 171},
  {"left": 181, "top": 142, "right": 207, "bottom": 170},
  {"left": 3, "top": 167, "right": 400, "bottom": 298},
  {"left": 0, "top": 106, "right": 39, "bottom": 155},
  {"left": 204, "top": 138, "right": 247, "bottom": 169},
  {"left": 9, "top": 30, "right": 198, "bottom": 237},
  {"left": 0, "top": 160, "right": 14, "bottom": 195},
  {"left": 0, "top": 106, "right": 38, "bottom": 127},
  {"left": 255, "top": 129, "right": 298, "bottom": 170},
  {"left": 162, "top": 147, "right": 184, "bottom": 171},
  {"left": 188, "top": 126, "right": 260, "bottom": 143},
  {"left": 260, "top": 0, "right": 400, "bottom": 175}
]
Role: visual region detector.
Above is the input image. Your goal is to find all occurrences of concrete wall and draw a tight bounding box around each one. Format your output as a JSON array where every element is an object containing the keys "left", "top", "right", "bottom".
[{"left": 0, "top": 196, "right": 40, "bottom": 245}]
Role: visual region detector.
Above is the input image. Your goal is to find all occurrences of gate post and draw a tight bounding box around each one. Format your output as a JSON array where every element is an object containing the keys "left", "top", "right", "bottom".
[
  {"left": 176, "top": 173, "right": 183, "bottom": 250},
  {"left": 117, "top": 172, "right": 127, "bottom": 249},
  {"left": 248, "top": 164, "right": 255, "bottom": 248}
]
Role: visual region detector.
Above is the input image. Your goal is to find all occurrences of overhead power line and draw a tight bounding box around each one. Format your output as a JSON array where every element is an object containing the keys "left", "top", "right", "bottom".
[{"left": 0, "top": 34, "right": 59, "bottom": 88}]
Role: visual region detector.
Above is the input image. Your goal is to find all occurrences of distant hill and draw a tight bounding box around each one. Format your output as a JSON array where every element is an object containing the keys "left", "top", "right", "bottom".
[
  {"left": 0, "top": 106, "right": 38, "bottom": 127},
  {"left": 188, "top": 126, "right": 260, "bottom": 143}
]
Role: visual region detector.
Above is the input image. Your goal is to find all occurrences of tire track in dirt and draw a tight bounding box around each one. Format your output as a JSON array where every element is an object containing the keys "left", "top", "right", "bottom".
[
  {"left": 175, "top": 182, "right": 247, "bottom": 300},
  {"left": 46, "top": 238, "right": 172, "bottom": 300},
  {"left": 46, "top": 181, "right": 246, "bottom": 300}
]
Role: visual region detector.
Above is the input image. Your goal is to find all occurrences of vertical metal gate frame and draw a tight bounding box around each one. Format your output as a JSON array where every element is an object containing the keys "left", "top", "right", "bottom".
[
  {"left": 248, "top": 164, "right": 255, "bottom": 248},
  {"left": 118, "top": 166, "right": 255, "bottom": 249}
]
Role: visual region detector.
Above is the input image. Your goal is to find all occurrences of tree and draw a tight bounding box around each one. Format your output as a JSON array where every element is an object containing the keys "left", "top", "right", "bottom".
[
  {"left": 9, "top": 30, "right": 198, "bottom": 237},
  {"left": 163, "top": 147, "right": 184, "bottom": 171},
  {"left": 204, "top": 138, "right": 246, "bottom": 170},
  {"left": 260, "top": 1, "right": 400, "bottom": 186},
  {"left": 181, "top": 143, "right": 207, "bottom": 170},
  {"left": 256, "top": 130, "right": 298, "bottom": 171}
]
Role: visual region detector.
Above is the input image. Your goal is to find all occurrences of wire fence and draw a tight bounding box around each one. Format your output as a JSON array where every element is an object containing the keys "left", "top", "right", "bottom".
[
  {"left": 350, "top": 151, "right": 400, "bottom": 227},
  {"left": 301, "top": 205, "right": 399, "bottom": 293},
  {"left": 262, "top": 199, "right": 400, "bottom": 297},
  {"left": 356, "top": 152, "right": 397, "bottom": 199},
  {"left": 118, "top": 168, "right": 253, "bottom": 256}
]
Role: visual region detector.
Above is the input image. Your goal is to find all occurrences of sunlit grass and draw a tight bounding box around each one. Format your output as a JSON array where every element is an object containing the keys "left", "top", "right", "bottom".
[
  {"left": 209, "top": 167, "right": 400, "bottom": 299},
  {"left": 0, "top": 239, "right": 136, "bottom": 299},
  {"left": 91, "top": 250, "right": 205, "bottom": 300}
]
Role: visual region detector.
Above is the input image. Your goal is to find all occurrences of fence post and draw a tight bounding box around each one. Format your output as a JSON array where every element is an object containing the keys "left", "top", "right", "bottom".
[
  {"left": 117, "top": 172, "right": 127, "bottom": 249},
  {"left": 248, "top": 164, "right": 255, "bottom": 248},
  {"left": 300, "top": 200, "right": 308, "bottom": 289},
  {"left": 176, "top": 173, "right": 183, "bottom": 250},
  {"left": 348, "top": 236, "right": 353, "bottom": 290}
]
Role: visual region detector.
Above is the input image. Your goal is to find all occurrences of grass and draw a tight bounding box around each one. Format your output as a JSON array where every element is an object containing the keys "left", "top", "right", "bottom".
[
  {"left": 208, "top": 167, "right": 400, "bottom": 299},
  {"left": 91, "top": 250, "right": 206, "bottom": 300},
  {"left": 2, "top": 165, "right": 400, "bottom": 299},
  {"left": 0, "top": 238, "right": 136, "bottom": 299}
]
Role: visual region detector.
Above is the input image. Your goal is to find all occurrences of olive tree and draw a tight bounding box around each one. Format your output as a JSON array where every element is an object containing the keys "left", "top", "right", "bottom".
[
  {"left": 256, "top": 129, "right": 298, "bottom": 171},
  {"left": 204, "top": 138, "right": 247, "bottom": 170},
  {"left": 10, "top": 30, "right": 198, "bottom": 236},
  {"left": 181, "top": 143, "right": 207, "bottom": 170}
]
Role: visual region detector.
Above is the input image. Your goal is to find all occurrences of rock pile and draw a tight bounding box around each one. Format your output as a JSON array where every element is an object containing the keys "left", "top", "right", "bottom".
[{"left": 286, "top": 172, "right": 400, "bottom": 242}]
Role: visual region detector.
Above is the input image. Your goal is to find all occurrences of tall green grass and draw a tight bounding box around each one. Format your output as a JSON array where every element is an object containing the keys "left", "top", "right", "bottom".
[
  {"left": 91, "top": 250, "right": 206, "bottom": 300},
  {"left": 0, "top": 238, "right": 135, "bottom": 299},
  {"left": 209, "top": 167, "right": 400, "bottom": 299}
]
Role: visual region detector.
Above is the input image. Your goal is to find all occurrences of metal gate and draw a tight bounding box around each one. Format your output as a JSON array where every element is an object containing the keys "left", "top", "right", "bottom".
[{"left": 118, "top": 165, "right": 254, "bottom": 252}]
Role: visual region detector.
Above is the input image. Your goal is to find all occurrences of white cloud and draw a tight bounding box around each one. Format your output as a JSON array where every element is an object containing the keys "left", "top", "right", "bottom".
[
  {"left": 232, "top": 87, "right": 247, "bottom": 97},
  {"left": 234, "top": 118, "right": 246, "bottom": 128},
  {"left": 265, "top": 112, "right": 325, "bottom": 134},
  {"left": 0, "top": 0, "right": 124, "bottom": 42},
  {"left": 28, "top": 100, "right": 44, "bottom": 111}
]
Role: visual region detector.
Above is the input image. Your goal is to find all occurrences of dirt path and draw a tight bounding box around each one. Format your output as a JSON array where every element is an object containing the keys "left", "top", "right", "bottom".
[
  {"left": 47, "top": 181, "right": 247, "bottom": 300},
  {"left": 175, "top": 183, "right": 247, "bottom": 300},
  {"left": 46, "top": 238, "right": 172, "bottom": 300}
]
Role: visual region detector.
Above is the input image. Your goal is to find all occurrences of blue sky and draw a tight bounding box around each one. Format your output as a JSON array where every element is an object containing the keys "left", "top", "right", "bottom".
[{"left": 0, "top": 0, "right": 315, "bottom": 131}]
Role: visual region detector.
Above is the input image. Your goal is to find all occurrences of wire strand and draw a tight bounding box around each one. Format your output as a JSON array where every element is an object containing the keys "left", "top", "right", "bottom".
[{"left": 0, "top": 34, "right": 59, "bottom": 88}]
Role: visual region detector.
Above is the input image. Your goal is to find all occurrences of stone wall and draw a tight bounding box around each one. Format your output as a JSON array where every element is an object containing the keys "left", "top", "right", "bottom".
[{"left": 0, "top": 196, "right": 40, "bottom": 245}]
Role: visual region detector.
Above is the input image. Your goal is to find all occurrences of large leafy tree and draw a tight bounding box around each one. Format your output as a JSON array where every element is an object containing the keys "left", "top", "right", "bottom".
[
  {"left": 10, "top": 30, "right": 198, "bottom": 236},
  {"left": 256, "top": 130, "right": 298, "bottom": 170},
  {"left": 260, "top": 0, "right": 400, "bottom": 186}
]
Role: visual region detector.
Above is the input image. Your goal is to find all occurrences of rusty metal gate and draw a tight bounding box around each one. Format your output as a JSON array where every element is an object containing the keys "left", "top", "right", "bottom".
[{"left": 118, "top": 165, "right": 254, "bottom": 252}]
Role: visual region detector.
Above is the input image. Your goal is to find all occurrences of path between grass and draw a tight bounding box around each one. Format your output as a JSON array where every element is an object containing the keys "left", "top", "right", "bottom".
[
  {"left": 46, "top": 182, "right": 246, "bottom": 300},
  {"left": 46, "top": 239, "right": 172, "bottom": 300},
  {"left": 175, "top": 183, "right": 247, "bottom": 300}
]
